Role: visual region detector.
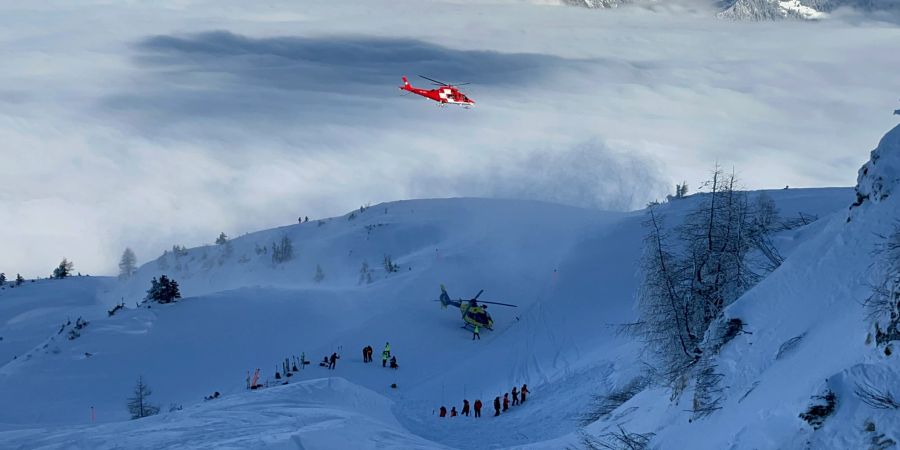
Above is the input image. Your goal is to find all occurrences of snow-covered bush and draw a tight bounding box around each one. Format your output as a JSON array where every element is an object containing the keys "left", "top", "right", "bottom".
[
  {"left": 798, "top": 389, "right": 836, "bottom": 430},
  {"left": 67, "top": 317, "right": 89, "bottom": 340},
  {"left": 581, "top": 376, "right": 648, "bottom": 425},
  {"left": 867, "top": 225, "right": 900, "bottom": 351}
]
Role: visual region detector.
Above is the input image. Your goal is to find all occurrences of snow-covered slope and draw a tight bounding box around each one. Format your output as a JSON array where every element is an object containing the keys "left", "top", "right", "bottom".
[
  {"left": 0, "top": 183, "right": 854, "bottom": 448},
  {"left": 582, "top": 124, "right": 900, "bottom": 449}
]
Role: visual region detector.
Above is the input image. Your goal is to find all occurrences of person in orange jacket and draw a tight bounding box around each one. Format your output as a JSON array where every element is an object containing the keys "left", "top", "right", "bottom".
[
  {"left": 439, "top": 406, "right": 447, "bottom": 417},
  {"left": 521, "top": 384, "right": 529, "bottom": 402},
  {"left": 450, "top": 406, "right": 457, "bottom": 417},
  {"left": 473, "top": 399, "right": 482, "bottom": 418},
  {"left": 502, "top": 393, "right": 510, "bottom": 411}
]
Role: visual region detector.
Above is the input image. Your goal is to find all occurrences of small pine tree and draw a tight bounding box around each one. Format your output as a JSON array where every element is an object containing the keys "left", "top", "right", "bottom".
[
  {"left": 272, "top": 236, "right": 294, "bottom": 264},
  {"left": 15, "top": 273, "right": 24, "bottom": 286},
  {"left": 145, "top": 275, "right": 182, "bottom": 304},
  {"left": 359, "top": 261, "right": 373, "bottom": 285},
  {"left": 0, "top": 273, "right": 6, "bottom": 286},
  {"left": 215, "top": 232, "right": 228, "bottom": 245},
  {"left": 52, "top": 258, "right": 74, "bottom": 279},
  {"left": 314, "top": 264, "right": 325, "bottom": 283},
  {"left": 118, "top": 248, "right": 137, "bottom": 280},
  {"left": 383, "top": 255, "right": 400, "bottom": 273},
  {"left": 127, "top": 376, "right": 160, "bottom": 419}
]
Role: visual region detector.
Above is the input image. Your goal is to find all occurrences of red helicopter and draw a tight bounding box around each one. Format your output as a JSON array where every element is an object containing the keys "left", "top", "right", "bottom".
[{"left": 400, "top": 75, "right": 475, "bottom": 108}]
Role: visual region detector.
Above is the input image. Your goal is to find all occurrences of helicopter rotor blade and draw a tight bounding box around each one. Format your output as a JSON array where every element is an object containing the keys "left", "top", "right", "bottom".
[
  {"left": 477, "top": 300, "right": 518, "bottom": 308},
  {"left": 473, "top": 289, "right": 484, "bottom": 300},
  {"left": 419, "top": 75, "right": 449, "bottom": 86}
]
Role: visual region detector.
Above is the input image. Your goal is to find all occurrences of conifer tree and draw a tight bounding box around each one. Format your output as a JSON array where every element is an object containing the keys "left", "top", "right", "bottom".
[
  {"left": 52, "top": 258, "right": 74, "bottom": 279},
  {"left": 314, "top": 264, "right": 325, "bottom": 283},
  {"left": 126, "top": 376, "right": 160, "bottom": 419},
  {"left": 118, "top": 248, "right": 137, "bottom": 279}
]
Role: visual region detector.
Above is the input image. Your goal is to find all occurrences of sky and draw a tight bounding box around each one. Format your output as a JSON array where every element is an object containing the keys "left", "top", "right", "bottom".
[{"left": 1, "top": 0, "right": 899, "bottom": 278}]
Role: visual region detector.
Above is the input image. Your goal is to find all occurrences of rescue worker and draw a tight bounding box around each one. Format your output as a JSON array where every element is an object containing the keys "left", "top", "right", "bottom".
[
  {"left": 473, "top": 324, "right": 480, "bottom": 340},
  {"left": 390, "top": 355, "right": 398, "bottom": 369},
  {"left": 474, "top": 399, "right": 482, "bottom": 418},
  {"left": 462, "top": 399, "right": 470, "bottom": 416},
  {"left": 328, "top": 352, "right": 338, "bottom": 370},
  {"left": 521, "top": 384, "right": 529, "bottom": 402},
  {"left": 384, "top": 342, "right": 391, "bottom": 358},
  {"left": 493, "top": 396, "right": 501, "bottom": 416},
  {"left": 382, "top": 350, "right": 389, "bottom": 367},
  {"left": 439, "top": 406, "right": 447, "bottom": 417},
  {"left": 511, "top": 386, "right": 519, "bottom": 406},
  {"left": 450, "top": 407, "right": 457, "bottom": 417},
  {"left": 503, "top": 393, "right": 510, "bottom": 412}
]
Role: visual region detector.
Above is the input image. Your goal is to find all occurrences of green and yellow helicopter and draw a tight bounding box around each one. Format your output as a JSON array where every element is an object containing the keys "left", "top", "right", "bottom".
[{"left": 438, "top": 285, "right": 517, "bottom": 330}]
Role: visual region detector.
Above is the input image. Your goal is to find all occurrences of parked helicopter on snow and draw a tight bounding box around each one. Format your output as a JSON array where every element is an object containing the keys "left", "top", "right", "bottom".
[
  {"left": 437, "top": 285, "right": 516, "bottom": 330},
  {"left": 400, "top": 76, "right": 475, "bottom": 108}
]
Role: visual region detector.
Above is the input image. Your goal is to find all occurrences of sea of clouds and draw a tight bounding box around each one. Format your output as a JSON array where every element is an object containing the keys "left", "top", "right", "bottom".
[{"left": 1, "top": 0, "right": 899, "bottom": 277}]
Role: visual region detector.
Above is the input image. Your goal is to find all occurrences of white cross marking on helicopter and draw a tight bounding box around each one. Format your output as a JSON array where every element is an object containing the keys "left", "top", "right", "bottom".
[{"left": 438, "top": 88, "right": 453, "bottom": 100}]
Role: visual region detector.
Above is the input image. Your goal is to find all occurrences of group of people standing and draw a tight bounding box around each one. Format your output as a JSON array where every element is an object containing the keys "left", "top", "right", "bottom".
[
  {"left": 438, "top": 384, "right": 530, "bottom": 419},
  {"left": 362, "top": 342, "right": 398, "bottom": 369}
]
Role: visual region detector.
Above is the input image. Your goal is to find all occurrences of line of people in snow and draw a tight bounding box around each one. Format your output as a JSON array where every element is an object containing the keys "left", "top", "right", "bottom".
[
  {"left": 246, "top": 342, "right": 398, "bottom": 392},
  {"left": 438, "top": 384, "right": 529, "bottom": 418}
]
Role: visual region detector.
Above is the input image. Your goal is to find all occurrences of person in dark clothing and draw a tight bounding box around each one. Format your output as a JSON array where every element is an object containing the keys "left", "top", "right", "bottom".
[
  {"left": 493, "top": 396, "right": 501, "bottom": 416},
  {"left": 362, "top": 346, "right": 368, "bottom": 363},
  {"left": 328, "top": 352, "right": 338, "bottom": 370},
  {"left": 461, "top": 399, "right": 470, "bottom": 416},
  {"left": 502, "top": 393, "right": 510, "bottom": 412},
  {"left": 511, "top": 386, "right": 519, "bottom": 406},
  {"left": 450, "top": 407, "right": 457, "bottom": 417},
  {"left": 521, "top": 384, "right": 529, "bottom": 402},
  {"left": 439, "top": 406, "right": 447, "bottom": 417},
  {"left": 390, "top": 356, "right": 398, "bottom": 369},
  {"left": 474, "top": 399, "right": 482, "bottom": 418}
]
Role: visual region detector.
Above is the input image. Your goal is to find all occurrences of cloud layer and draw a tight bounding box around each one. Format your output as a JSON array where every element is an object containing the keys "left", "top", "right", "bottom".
[{"left": 1, "top": 0, "right": 899, "bottom": 277}]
